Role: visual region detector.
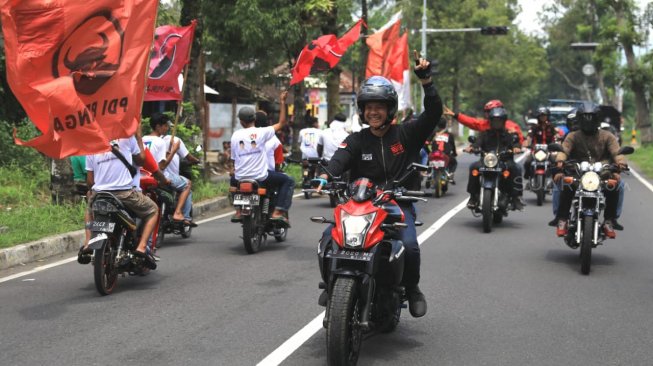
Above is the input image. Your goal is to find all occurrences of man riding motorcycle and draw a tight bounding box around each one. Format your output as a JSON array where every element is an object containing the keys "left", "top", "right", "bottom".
[
  {"left": 316, "top": 54, "right": 442, "bottom": 318},
  {"left": 430, "top": 117, "right": 457, "bottom": 183},
  {"left": 523, "top": 106, "right": 557, "bottom": 185},
  {"left": 553, "top": 103, "right": 627, "bottom": 239},
  {"left": 465, "top": 107, "right": 524, "bottom": 210},
  {"left": 443, "top": 99, "right": 525, "bottom": 145}
]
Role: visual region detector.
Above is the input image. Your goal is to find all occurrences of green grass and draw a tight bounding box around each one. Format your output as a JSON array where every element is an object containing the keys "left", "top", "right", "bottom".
[
  {"left": 0, "top": 165, "right": 231, "bottom": 249},
  {"left": 629, "top": 144, "right": 653, "bottom": 179},
  {"left": 284, "top": 163, "right": 302, "bottom": 184}
]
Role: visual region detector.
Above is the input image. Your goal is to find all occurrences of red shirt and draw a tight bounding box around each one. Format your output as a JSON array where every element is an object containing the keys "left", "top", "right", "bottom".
[{"left": 455, "top": 112, "right": 524, "bottom": 145}]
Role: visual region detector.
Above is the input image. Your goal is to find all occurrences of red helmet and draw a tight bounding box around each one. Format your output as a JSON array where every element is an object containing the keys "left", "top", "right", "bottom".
[{"left": 483, "top": 99, "right": 503, "bottom": 111}]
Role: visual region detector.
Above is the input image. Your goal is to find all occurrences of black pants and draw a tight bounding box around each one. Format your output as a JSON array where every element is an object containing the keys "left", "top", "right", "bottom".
[
  {"left": 448, "top": 156, "right": 458, "bottom": 173},
  {"left": 556, "top": 184, "right": 619, "bottom": 221},
  {"left": 467, "top": 159, "right": 523, "bottom": 197}
]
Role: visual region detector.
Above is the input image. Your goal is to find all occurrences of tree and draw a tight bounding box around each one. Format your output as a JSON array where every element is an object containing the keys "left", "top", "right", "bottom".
[{"left": 180, "top": 0, "right": 206, "bottom": 130}]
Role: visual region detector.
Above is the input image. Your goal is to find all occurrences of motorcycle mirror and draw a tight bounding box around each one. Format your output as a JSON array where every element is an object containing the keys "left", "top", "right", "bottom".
[
  {"left": 618, "top": 146, "right": 634, "bottom": 155},
  {"left": 547, "top": 143, "right": 563, "bottom": 152},
  {"left": 468, "top": 136, "right": 477, "bottom": 144},
  {"left": 310, "top": 216, "right": 330, "bottom": 224}
]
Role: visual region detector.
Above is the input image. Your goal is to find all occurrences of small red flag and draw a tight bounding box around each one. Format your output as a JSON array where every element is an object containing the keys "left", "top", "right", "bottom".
[
  {"left": 365, "top": 16, "right": 401, "bottom": 78},
  {"left": 290, "top": 19, "right": 365, "bottom": 86},
  {"left": 144, "top": 21, "right": 197, "bottom": 101},
  {"left": 0, "top": 0, "right": 158, "bottom": 158}
]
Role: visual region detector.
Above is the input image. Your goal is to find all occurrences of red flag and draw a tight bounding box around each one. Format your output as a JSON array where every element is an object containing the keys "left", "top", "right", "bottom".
[
  {"left": 290, "top": 19, "right": 365, "bottom": 86},
  {"left": 144, "top": 21, "right": 196, "bottom": 101},
  {"left": 388, "top": 32, "right": 409, "bottom": 83},
  {"left": 0, "top": 0, "right": 158, "bottom": 158},
  {"left": 365, "top": 17, "right": 401, "bottom": 78}
]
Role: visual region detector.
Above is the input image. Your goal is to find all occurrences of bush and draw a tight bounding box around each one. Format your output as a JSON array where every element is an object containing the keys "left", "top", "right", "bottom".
[{"left": 0, "top": 120, "right": 48, "bottom": 173}]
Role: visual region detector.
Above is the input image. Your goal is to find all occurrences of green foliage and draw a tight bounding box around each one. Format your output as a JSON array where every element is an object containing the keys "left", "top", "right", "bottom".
[
  {"left": 629, "top": 144, "right": 653, "bottom": 179},
  {"left": 0, "top": 120, "right": 48, "bottom": 172}
]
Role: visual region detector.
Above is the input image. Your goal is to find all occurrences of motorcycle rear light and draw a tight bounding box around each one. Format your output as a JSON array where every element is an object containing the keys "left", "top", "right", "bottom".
[
  {"left": 229, "top": 187, "right": 237, "bottom": 193},
  {"left": 502, "top": 170, "right": 510, "bottom": 178},
  {"left": 239, "top": 182, "right": 254, "bottom": 193},
  {"left": 472, "top": 169, "right": 479, "bottom": 177},
  {"left": 258, "top": 188, "right": 267, "bottom": 195}
]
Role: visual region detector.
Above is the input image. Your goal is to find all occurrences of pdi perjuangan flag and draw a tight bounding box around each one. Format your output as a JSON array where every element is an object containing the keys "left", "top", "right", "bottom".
[
  {"left": 144, "top": 20, "right": 196, "bottom": 101},
  {"left": 290, "top": 19, "right": 365, "bottom": 86},
  {"left": 0, "top": 0, "right": 158, "bottom": 158}
]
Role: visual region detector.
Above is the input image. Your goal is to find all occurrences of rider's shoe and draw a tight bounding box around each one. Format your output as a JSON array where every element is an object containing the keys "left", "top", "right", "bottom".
[
  {"left": 77, "top": 246, "right": 92, "bottom": 265},
  {"left": 556, "top": 219, "right": 568, "bottom": 237},
  {"left": 525, "top": 180, "right": 531, "bottom": 190},
  {"left": 318, "top": 290, "right": 328, "bottom": 307},
  {"left": 603, "top": 220, "right": 617, "bottom": 239},
  {"left": 511, "top": 196, "right": 525, "bottom": 211},
  {"left": 467, "top": 194, "right": 479, "bottom": 209},
  {"left": 548, "top": 218, "right": 558, "bottom": 227},
  {"left": 270, "top": 210, "right": 290, "bottom": 226},
  {"left": 406, "top": 286, "right": 427, "bottom": 318},
  {"left": 612, "top": 219, "right": 624, "bottom": 231},
  {"left": 230, "top": 209, "right": 242, "bottom": 223},
  {"left": 448, "top": 172, "right": 456, "bottom": 185}
]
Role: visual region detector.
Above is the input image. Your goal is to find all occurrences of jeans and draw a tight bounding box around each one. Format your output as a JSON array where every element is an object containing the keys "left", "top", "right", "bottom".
[
  {"left": 617, "top": 180, "right": 625, "bottom": 218},
  {"left": 231, "top": 171, "right": 295, "bottom": 211},
  {"left": 552, "top": 180, "right": 561, "bottom": 216},
  {"left": 182, "top": 190, "right": 192, "bottom": 220},
  {"left": 420, "top": 148, "right": 428, "bottom": 166}
]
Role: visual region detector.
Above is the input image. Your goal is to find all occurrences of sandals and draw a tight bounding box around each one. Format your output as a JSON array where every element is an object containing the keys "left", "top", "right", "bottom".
[
  {"left": 77, "top": 246, "right": 93, "bottom": 265},
  {"left": 133, "top": 250, "right": 157, "bottom": 270}
]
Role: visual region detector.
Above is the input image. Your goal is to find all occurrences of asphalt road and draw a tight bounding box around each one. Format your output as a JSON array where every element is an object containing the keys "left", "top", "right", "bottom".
[{"left": 2, "top": 154, "right": 653, "bottom": 366}]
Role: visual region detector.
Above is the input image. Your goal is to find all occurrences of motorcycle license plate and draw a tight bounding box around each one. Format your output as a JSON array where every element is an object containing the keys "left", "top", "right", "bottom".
[
  {"left": 91, "top": 220, "right": 115, "bottom": 233},
  {"left": 430, "top": 160, "right": 445, "bottom": 168},
  {"left": 326, "top": 248, "right": 373, "bottom": 262},
  {"left": 479, "top": 167, "right": 501, "bottom": 172},
  {"left": 233, "top": 194, "right": 259, "bottom": 206}
]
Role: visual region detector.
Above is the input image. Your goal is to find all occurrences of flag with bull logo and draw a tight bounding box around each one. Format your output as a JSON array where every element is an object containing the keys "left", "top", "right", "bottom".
[
  {"left": 144, "top": 20, "right": 196, "bottom": 101},
  {"left": 0, "top": 0, "right": 158, "bottom": 158}
]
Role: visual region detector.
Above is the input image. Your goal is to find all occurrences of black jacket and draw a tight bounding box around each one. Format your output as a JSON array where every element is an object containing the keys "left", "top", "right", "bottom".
[
  {"left": 325, "top": 83, "right": 443, "bottom": 190},
  {"left": 473, "top": 129, "right": 520, "bottom": 153}
]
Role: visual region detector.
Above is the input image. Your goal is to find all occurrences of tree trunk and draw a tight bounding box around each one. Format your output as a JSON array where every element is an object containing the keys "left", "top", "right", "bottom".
[
  {"left": 50, "top": 158, "right": 76, "bottom": 205},
  {"left": 292, "top": 83, "right": 306, "bottom": 159},
  {"left": 360, "top": 0, "right": 368, "bottom": 79},
  {"left": 180, "top": 1, "right": 205, "bottom": 128},
  {"left": 322, "top": 7, "right": 340, "bottom": 125},
  {"left": 451, "top": 65, "right": 460, "bottom": 137}
]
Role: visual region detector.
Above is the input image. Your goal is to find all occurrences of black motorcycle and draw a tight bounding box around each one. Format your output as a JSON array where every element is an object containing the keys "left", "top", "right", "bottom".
[
  {"left": 86, "top": 192, "right": 154, "bottom": 296},
  {"left": 549, "top": 144, "right": 634, "bottom": 275},
  {"left": 528, "top": 143, "right": 552, "bottom": 206},
  {"left": 232, "top": 179, "right": 288, "bottom": 254}
]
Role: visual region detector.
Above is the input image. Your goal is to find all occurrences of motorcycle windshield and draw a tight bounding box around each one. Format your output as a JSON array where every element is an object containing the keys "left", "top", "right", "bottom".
[{"left": 348, "top": 178, "right": 375, "bottom": 203}]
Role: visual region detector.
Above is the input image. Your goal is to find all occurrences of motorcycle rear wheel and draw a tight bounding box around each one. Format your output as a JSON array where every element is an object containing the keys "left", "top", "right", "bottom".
[
  {"left": 93, "top": 240, "right": 118, "bottom": 296},
  {"left": 434, "top": 171, "right": 443, "bottom": 198},
  {"left": 242, "top": 210, "right": 262, "bottom": 254},
  {"left": 326, "top": 277, "right": 362, "bottom": 366},
  {"left": 482, "top": 188, "right": 493, "bottom": 233},
  {"left": 580, "top": 215, "right": 593, "bottom": 275}
]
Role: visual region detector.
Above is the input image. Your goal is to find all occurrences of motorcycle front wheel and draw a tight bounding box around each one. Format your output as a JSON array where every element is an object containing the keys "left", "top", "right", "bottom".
[
  {"left": 536, "top": 175, "right": 545, "bottom": 206},
  {"left": 482, "top": 188, "right": 493, "bottom": 233},
  {"left": 326, "top": 277, "right": 362, "bottom": 366},
  {"left": 434, "top": 170, "right": 443, "bottom": 198},
  {"left": 242, "top": 209, "right": 262, "bottom": 254},
  {"left": 93, "top": 240, "right": 118, "bottom": 296},
  {"left": 580, "top": 215, "right": 593, "bottom": 275}
]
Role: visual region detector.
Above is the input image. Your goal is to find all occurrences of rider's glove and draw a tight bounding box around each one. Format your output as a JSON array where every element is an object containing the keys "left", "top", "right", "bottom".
[{"left": 413, "top": 60, "right": 433, "bottom": 80}]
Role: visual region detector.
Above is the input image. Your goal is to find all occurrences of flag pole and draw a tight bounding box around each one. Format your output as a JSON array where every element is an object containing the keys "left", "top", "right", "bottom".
[{"left": 169, "top": 20, "right": 197, "bottom": 151}]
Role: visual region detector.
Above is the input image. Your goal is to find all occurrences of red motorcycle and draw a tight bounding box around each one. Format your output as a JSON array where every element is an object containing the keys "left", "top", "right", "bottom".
[
  {"left": 312, "top": 163, "right": 426, "bottom": 366},
  {"left": 139, "top": 169, "right": 193, "bottom": 254},
  {"left": 426, "top": 150, "right": 450, "bottom": 198}
]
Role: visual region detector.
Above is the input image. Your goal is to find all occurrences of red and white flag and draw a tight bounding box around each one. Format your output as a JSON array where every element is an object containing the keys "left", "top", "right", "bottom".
[
  {"left": 0, "top": 0, "right": 158, "bottom": 158},
  {"left": 144, "top": 21, "right": 196, "bottom": 101},
  {"left": 290, "top": 19, "right": 365, "bottom": 86}
]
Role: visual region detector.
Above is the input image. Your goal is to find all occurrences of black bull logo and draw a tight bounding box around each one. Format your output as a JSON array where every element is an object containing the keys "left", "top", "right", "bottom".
[{"left": 52, "top": 10, "right": 124, "bottom": 95}]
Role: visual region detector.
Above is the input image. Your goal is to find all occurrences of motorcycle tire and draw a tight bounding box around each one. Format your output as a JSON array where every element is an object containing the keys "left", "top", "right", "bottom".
[
  {"left": 377, "top": 289, "right": 402, "bottom": 333},
  {"left": 326, "top": 277, "right": 362, "bottom": 366},
  {"left": 580, "top": 215, "right": 593, "bottom": 275},
  {"left": 181, "top": 208, "right": 193, "bottom": 239},
  {"left": 242, "top": 210, "right": 262, "bottom": 254},
  {"left": 274, "top": 226, "right": 287, "bottom": 242},
  {"left": 94, "top": 240, "right": 118, "bottom": 296},
  {"left": 330, "top": 195, "right": 337, "bottom": 208},
  {"left": 304, "top": 191, "right": 312, "bottom": 199},
  {"left": 482, "top": 188, "right": 493, "bottom": 233},
  {"left": 434, "top": 172, "right": 443, "bottom": 198},
  {"left": 536, "top": 175, "right": 545, "bottom": 206}
]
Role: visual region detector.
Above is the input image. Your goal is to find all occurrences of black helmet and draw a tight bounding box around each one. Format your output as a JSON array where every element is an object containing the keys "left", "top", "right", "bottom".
[
  {"left": 357, "top": 76, "right": 398, "bottom": 125},
  {"left": 576, "top": 102, "right": 600, "bottom": 134},
  {"left": 566, "top": 109, "right": 579, "bottom": 131},
  {"left": 237, "top": 106, "right": 256, "bottom": 123},
  {"left": 488, "top": 107, "right": 508, "bottom": 130},
  {"left": 436, "top": 117, "right": 448, "bottom": 131},
  {"left": 535, "top": 106, "right": 550, "bottom": 120}
]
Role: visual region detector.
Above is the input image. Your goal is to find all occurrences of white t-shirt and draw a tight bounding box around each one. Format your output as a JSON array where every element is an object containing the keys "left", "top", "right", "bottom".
[
  {"left": 86, "top": 137, "right": 140, "bottom": 192},
  {"left": 142, "top": 135, "right": 167, "bottom": 165},
  {"left": 231, "top": 126, "right": 276, "bottom": 180},
  {"left": 319, "top": 121, "right": 349, "bottom": 160},
  {"left": 265, "top": 136, "right": 282, "bottom": 171},
  {"left": 299, "top": 127, "right": 321, "bottom": 159},
  {"left": 163, "top": 135, "right": 189, "bottom": 177}
]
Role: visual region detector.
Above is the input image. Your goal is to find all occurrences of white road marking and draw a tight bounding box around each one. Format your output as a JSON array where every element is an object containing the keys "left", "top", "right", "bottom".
[
  {"left": 630, "top": 168, "right": 653, "bottom": 194},
  {"left": 0, "top": 192, "right": 306, "bottom": 283}
]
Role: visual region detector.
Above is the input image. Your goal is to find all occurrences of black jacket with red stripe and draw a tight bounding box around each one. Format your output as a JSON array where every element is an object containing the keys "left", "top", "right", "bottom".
[{"left": 325, "top": 83, "right": 442, "bottom": 191}]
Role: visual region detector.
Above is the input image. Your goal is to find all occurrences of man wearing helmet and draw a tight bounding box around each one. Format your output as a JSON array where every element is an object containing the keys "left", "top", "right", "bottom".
[
  {"left": 553, "top": 102, "right": 627, "bottom": 238},
  {"left": 443, "top": 99, "right": 525, "bottom": 145},
  {"left": 523, "top": 107, "right": 557, "bottom": 184},
  {"left": 464, "top": 107, "right": 524, "bottom": 210},
  {"left": 317, "top": 54, "right": 442, "bottom": 318}
]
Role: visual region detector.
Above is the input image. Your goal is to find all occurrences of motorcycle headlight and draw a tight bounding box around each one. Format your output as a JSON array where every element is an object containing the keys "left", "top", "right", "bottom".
[
  {"left": 341, "top": 210, "right": 376, "bottom": 248},
  {"left": 580, "top": 171, "right": 600, "bottom": 191},
  {"left": 580, "top": 161, "right": 591, "bottom": 172},
  {"left": 534, "top": 150, "right": 548, "bottom": 161},
  {"left": 593, "top": 162, "right": 604, "bottom": 172},
  {"left": 483, "top": 153, "right": 499, "bottom": 168}
]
